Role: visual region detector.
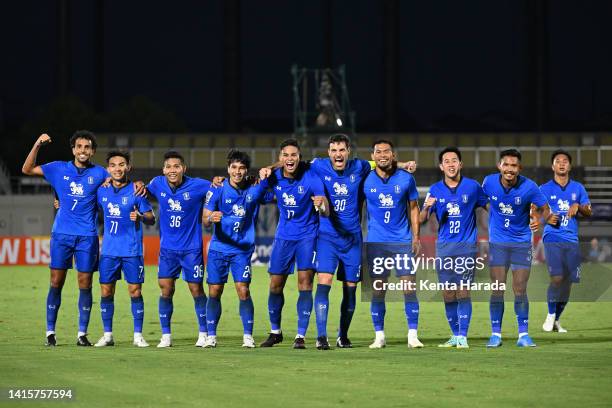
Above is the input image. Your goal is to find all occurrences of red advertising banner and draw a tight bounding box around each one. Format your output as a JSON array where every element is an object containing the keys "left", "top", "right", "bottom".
[{"left": 0, "top": 236, "right": 211, "bottom": 266}]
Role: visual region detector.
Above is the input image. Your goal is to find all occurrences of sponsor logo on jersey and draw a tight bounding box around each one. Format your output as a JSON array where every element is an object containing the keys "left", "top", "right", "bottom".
[
  {"left": 557, "top": 199, "right": 570, "bottom": 212},
  {"left": 499, "top": 202, "right": 514, "bottom": 215},
  {"left": 282, "top": 193, "right": 296, "bottom": 206},
  {"left": 378, "top": 193, "right": 394, "bottom": 207},
  {"left": 333, "top": 182, "right": 348, "bottom": 196},
  {"left": 107, "top": 202, "right": 121, "bottom": 216},
  {"left": 69, "top": 182, "right": 84, "bottom": 196},
  {"left": 447, "top": 202, "right": 461, "bottom": 216},
  {"left": 232, "top": 204, "right": 246, "bottom": 217},
  {"left": 168, "top": 198, "right": 182, "bottom": 211}
]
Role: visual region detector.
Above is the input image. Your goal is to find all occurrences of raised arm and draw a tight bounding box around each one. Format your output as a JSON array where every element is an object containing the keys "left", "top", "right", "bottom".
[
  {"left": 22, "top": 134, "right": 51, "bottom": 176},
  {"left": 419, "top": 195, "right": 436, "bottom": 224}
]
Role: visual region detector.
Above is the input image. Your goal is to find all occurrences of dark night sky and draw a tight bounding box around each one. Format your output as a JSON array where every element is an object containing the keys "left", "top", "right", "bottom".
[{"left": 1, "top": 0, "right": 612, "bottom": 133}]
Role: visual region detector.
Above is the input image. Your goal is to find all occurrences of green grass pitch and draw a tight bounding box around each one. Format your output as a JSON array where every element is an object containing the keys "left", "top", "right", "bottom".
[{"left": 1, "top": 265, "right": 612, "bottom": 407}]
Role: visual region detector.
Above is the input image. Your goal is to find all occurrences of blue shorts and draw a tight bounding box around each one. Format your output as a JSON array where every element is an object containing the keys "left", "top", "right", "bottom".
[
  {"left": 269, "top": 238, "right": 316, "bottom": 275},
  {"left": 99, "top": 255, "right": 145, "bottom": 284},
  {"left": 315, "top": 233, "right": 362, "bottom": 283},
  {"left": 544, "top": 241, "right": 582, "bottom": 283},
  {"left": 207, "top": 249, "right": 252, "bottom": 284},
  {"left": 158, "top": 247, "right": 204, "bottom": 283},
  {"left": 489, "top": 242, "right": 532, "bottom": 271},
  {"left": 50, "top": 233, "right": 99, "bottom": 272},
  {"left": 436, "top": 254, "right": 477, "bottom": 285},
  {"left": 365, "top": 243, "right": 414, "bottom": 278}
]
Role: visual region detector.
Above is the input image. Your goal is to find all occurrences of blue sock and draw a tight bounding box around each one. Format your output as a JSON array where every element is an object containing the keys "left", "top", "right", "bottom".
[
  {"left": 239, "top": 297, "right": 255, "bottom": 335},
  {"left": 547, "top": 284, "right": 560, "bottom": 314},
  {"left": 193, "top": 295, "right": 207, "bottom": 333},
  {"left": 457, "top": 297, "right": 472, "bottom": 337},
  {"left": 314, "top": 284, "right": 331, "bottom": 338},
  {"left": 159, "top": 296, "right": 173, "bottom": 335},
  {"left": 46, "top": 286, "right": 62, "bottom": 331},
  {"left": 514, "top": 294, "right": 529, "bottom": 334},
  {"left": 370, "top": 299, "right": 386, "bottom": 331},
  {"left": 489, "top": 294, "right": 504, "bottom": 334},
  {"left": 444, "top": 301, "right": 459, "bottom": 336},
  {"left": 206, "top": 296, "right": 222, "bottom": 336},
  {"left": 404, "top": 293, "right": 419, "bottom": 330},
  {"left": 78, "top": 288, "right": 93, "bottom": 333},
  {"left": 268, "top": 292, "right": 284, "bottom": 332},
  {"left": 130, "top": 296, "right": 144, "bottom": 333},
  {"left": 100, "top": 295, "right": 114, "bottom": 333},
  {"left": 296, "top": 290, "right": 313, "bottom": 337},
  {"left": 338, "top": 286, "right": 357, "bottom": 337},
  {"left": 555, "top": 302, "right": 567, "bottom": 320}
]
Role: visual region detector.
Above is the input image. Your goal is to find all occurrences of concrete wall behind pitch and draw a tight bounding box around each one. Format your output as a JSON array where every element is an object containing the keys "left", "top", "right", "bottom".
[{"left": 0, "top": 195, "right": 55, "bottom": 236}]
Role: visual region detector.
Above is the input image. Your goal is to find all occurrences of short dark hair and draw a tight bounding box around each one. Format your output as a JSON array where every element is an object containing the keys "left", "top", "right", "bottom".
[
  {"left": 279, "top": 138, "right": 300, "bottom": 152},
  {"left": 163, "top": 150, "right": 185, "bottom": 164},
  {"left": 439, "top": 147, "right": 462, "bottom": 163},
  {"left": 70, "top": 130, "right": 97, "bottom": 150},
  {"left": 328, "top": 133, "right": 351, "bottom": 148},
  {"left": 106, "top": 150, "right": 130, "bottom": 164},
  {"left": 499, "top": 148, "right": 521, "bottom": 162},
  {"left": 551, "top": 149, "right": 572, "bottom": 164},
  {"left": 227, "top": 149, "right": 251, "bottom": 169},
  {"left": 372, "top": 139, "right": 394, "bottom": 151}
]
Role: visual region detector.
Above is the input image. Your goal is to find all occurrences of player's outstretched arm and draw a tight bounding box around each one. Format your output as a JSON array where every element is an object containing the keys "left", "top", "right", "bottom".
[
  {"left": 409, "top": 200, "right": 421, "bottom": 254},
  {"left": 22, "top": 134, "right": 51, "bottom": 176},
  {"left": 396, "top": 160, "right": 417, "bottom": 174}
]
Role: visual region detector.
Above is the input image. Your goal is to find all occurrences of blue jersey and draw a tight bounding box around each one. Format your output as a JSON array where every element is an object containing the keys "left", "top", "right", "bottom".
[
  {"left": 309, "top": 158, "right": 371, "bottom": 238},
  {"left": 97, "top": 182, "right": 153, "bottom": 257},
  {"left": 205, "top": 182, "right": 267, "bottom": 253},
  {"left": 267, "top": 166, "right": 325, "bottom": 240},
  {"left": 147, "top": 176, "right": 210, "bottom": 251},
  {"left": 482, "top": 174, "right": 547, "bottom": 243},
  {"left": 427, "top": 177, "right": 488, "bottom": 255},
  {"left": 41, "top": 161, "right": 108, "bottom": 236},
  {"left": 363, "top": 168, "right": 419, "bottom": 243},
  {"left": 540, "top": 179, "right": 590, "bottom": 243}
]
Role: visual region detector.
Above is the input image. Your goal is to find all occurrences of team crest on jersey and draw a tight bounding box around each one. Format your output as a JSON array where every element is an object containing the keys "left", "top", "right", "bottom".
[
  {"left": 168, "top": 198, "right": 182, "bottom": 211},
  {"left": 298, "top": 185, "right": 305, "bottom": 194},
  {"left": 69, "top": 182, "right": 84, "bottom": 196},
  {"left": 232, "top": 204, "right": 246, "bottom": 217},
  {"left": 282, "top": 193, "right": 296, "bottom": 206},
  {"left": 462, "top": 194, "right": 468, "bottom": 203},
  {"left": 571, "top": 193, "right": 577, "bottom": 201},
  {"left": 378, "top": 193, "right": 394, "bottom": 207},
  {"left": 88, "top": 176, "right": 94, "bottom": 184},
  {"left": 107, "top": 202, "right": 121, "bottom": 216},
  {"left": 394, "top": 185, "right": 401, "bottom": 194},
  {"left": 447, "top": 202, "right": 461, "bottom": 216},
  {"left": 350, "top": 174, "right": 356, "bottom": 183},
  {"left": 557, "top": 199, "right": 570, "bottom": 212},
  {"left": 122, "top": 197, "right": 128, "bottom": 205},
  {"left": 246, "top": 194, "right": 252, "bottom": 202},
  {"left": 333, "top": 182, "right": 348, "bottom": 195},
  {"left": 499, "top": 202, "right": 514, "bottom": 215},
  {"left": 515, "top": 197, "right": 521, "bottom": 205},
  {"left": 183, "top": 192, "right": 190, "bottom": 200}
]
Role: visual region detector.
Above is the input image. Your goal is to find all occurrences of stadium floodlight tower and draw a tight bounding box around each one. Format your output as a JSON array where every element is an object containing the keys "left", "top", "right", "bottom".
[{"left": 291, "top": 64, "right": 356, "bottom": 149}]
